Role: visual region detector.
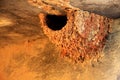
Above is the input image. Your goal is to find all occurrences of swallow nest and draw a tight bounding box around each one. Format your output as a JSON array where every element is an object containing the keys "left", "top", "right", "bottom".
[{"left": 36, "top": 1, "right": 112, "bottom": 63}]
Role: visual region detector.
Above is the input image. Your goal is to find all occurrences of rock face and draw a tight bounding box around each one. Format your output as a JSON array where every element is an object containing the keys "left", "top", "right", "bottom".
[
  {"left": 28, "top": 0, "right": 120, "bottom": 18},
  {"left": 29, "top": 0, "right": 112, "bottom": 63},
  {"left": 70, "top": 0, "right": 120, "bottom": 19}
]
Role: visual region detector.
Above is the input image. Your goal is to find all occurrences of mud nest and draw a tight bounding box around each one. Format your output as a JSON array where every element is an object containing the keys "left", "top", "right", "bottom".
[{"left": 39, "top": 9, "right": 112, "bottom": 63}]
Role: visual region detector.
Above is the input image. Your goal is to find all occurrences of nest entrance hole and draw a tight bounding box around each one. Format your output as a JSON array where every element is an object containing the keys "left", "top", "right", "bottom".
[{"left": 46, "top": 15, "right": 67, "bottom": 30}]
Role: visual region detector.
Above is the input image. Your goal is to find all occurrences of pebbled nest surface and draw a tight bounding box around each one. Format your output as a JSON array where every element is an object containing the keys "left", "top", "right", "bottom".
[{"left": 39, "top": 7, "right": 112, "bottom": 63}]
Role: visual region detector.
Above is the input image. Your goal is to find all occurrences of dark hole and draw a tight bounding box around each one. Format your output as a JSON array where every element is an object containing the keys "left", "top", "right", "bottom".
[{"left": 46, "top": 15, "right": 67, "bottom": 30}]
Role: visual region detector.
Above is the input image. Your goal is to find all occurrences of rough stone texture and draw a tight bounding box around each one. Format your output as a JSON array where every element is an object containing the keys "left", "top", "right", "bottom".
[
  {"left": 39, "top": 9, "right": 112, "bottom": 63},
  {"left": 28, "top": 0, "right": 69, "bottom": 15},
  {"left": 28, "top": 0, "right": 120, "bottom": 18},
  {"left": 70, "top": 0, "right": 120, "bottom": 19}
]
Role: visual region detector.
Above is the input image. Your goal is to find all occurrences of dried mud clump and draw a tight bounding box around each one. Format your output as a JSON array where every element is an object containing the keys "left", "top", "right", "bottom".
[
  {"left": 29, "top": 0, "right": 112, "bottom": 63},
  {"left": 39, "top": 9, "right": 112, "bottom": 63}
]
